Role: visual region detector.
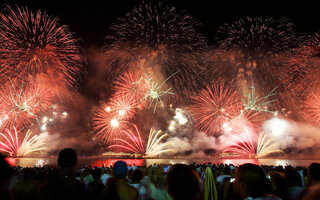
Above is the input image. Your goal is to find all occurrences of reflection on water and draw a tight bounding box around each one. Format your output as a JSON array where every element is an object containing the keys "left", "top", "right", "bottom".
[{"left": 5, "top": 157, "right": 320, "bottom": 167}]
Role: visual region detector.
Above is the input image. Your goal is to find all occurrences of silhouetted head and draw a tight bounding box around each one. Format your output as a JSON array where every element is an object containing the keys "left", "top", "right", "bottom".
[
  {"left": 0, "top": 154, "right": 13, "bottom": 191},
  {"left": 308, "top": 163, "right": 320, "bottom": 185},
  {"left": 131, "top": 168, "right": 143, "bottom": 183},
  {"left": 113, "top": 161, "right": 127, "bottom": 178},
  {"left": 166, "top": 164, "right": 201, "bottom": 200},
  {"left": 58, "top": 148, "right": 77, "bottom": 168},
  {"left": 234, "top": 163, "right": 272, "bottom": 198}
]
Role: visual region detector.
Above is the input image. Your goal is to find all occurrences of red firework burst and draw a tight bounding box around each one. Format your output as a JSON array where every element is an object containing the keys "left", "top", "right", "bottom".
[
  {"left": 0, "top": 5, "right": 85, "bottom": 99},
  {"left": 188, "top": 82, "right": 242, "bottom": 136},
  {"left": 92, "top": 102, "right": 130, "bottom": 144},
  {"left": 109, "top": 94, "right": 138, "bottom": 120},
  {"left": 109, "top": 124, "right": 144, "bottom": 154},
  {"left": 304, "top": 89, "right": 320, "bottom": 127},
  {"left": 0, "top": 82, "right": 53, "bottom": 130},
  {"left": 223, "top": 125, "right": 256, "bottom": 156},
  {"left": 113, "top": 70, "right": 147, "bottom": 105}
]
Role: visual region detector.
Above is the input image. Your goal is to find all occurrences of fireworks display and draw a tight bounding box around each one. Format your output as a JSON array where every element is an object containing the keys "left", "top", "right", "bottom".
[
  {"left": 1, "top": 1, "right": 320, "bottom": 159},
  {"left": 109, "top": 125, "right": 176, "bottom": 157},
  {"left": 304, "top": 90, "right": 320, "bottom": 127},
  {"left": 113, "top": 71, "right": 147, "bottom": 104},
  {"left": 0, "top": 127, "right": 47, "bottom": 156},
  {"left": 255, "top": 132, "right": 284, "bottom": 158},
  {"left": 0, "top": 82, "right": 53, "bottom": 130},
  {"left": 0, "top": 5, "right": 85, "bottom": 99},
  {"left": 218, "top": 17, "right": 298, "bottom": 61},
  {"left": 92, "top": 102, "right": 130, "bottom": 144},
  {"left": 143, "top": 72, "right": 176, "bottom": 113},
  {"left": 104, "top": 1, "right": 207, "bottom": 96},
  {"left": 189, "top": 82, "right": 242, "bottom": 136},
  {"left": 223, "top": 126, "right": 255, "bottom": 156}
]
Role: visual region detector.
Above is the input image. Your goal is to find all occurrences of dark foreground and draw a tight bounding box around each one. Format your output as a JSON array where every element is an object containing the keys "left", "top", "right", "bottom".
[{"left": 2, "top": 150, "right": 320, "bottom": 200}]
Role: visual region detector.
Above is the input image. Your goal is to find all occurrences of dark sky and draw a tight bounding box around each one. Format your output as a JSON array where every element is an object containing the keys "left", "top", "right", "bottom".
[{"left": 2, "top": 0, "right": 320, "bottom": 46}]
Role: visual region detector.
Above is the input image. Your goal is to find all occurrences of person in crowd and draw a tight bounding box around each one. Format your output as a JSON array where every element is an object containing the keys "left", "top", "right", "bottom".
[
  {"left": 86, "top": 168, "right": 105, "bottom": 200},
  {"left": 129, "top": 168, "right": 147, "bottom": 200},
  {"left": 101, "top": 160, "right": 138, "bottom": 200},
  {"left": 0, "top": 154, "right": 14, "bottom": 200},
  {"left": 204, "top": 166, "right": 218, "bottom": 200},
  {"left": 12, "top": 167, "right": 38, "bottom": 200},
  {"left": 270, "top": 171, "right": 289, "bottom": 200},
  {"left": 286, "top": 168, "right": 304, "bottom": 200},
  {"left": 36, "top": 148, "right": 85, "bottom": 200},
  {"left": 166, "top": 164, "right": 202, "bottom": 200},
  {"left": 233, "top": 163, "right": 281, "bottom": 200},
  {"left": 146, "top": 166, "right": 172, "bottom": 200},
  {"left": 301, "top": 163, "right": 320, "bottom": 200}
]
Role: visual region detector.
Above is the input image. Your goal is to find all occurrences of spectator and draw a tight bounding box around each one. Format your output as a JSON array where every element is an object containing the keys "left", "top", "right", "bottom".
[
  {"left": 0, "top": 154, "right": 14, "bottom": 200},
  {"left": 101, "top": 160, "right": 138, "bottom": 200},
  {"left": 86, "top": 168, "right": 105, "bottom": 200},
  {"left": 233, "top": 163, "right": 280, "bottom": 199},
  {"left": 147, "top": 166, "right": 171, "bottom": 200},
  {"left": 36, "top": 148, "right": 85, "bottom": 200},
  {"left": 204, "top": 166, "right": 218, "bottom": 200},
  {"left": 286, "top": 169, "right": 304, "bottom": 200},
  {"left": 166, "top": 164, "right": 201, "bottom": 200},
  {"left": 129, "top": 168, "right": 147, "bottom": 200},
  {"left": 301, "top": 163, "right": 320, "bottom": 200}
]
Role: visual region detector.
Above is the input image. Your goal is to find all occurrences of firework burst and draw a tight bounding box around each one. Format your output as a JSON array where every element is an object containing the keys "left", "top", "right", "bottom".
[
  {"left": 92, "top": 102, "right": 129, "bottom": 144},
  {"left": 143, "top": 72, "right": 176, "bottom": 113},
  {"left": 218, "top": 17, "right": 298, "bottom": 61},
  {"left": 0, "top": 81, "right": 53, "bottom": 130},
  {"left": 255, "top": 132, "right": 283, "bottom": 158},
  {"left": 304, "top": 89, "right": 320, "bottom": 127},
  {"left": 223, "top": 126, "right": 255, "bottom": 156},
  {"left": 113, "top": 70, "right": 147, "bottom": 104},
  {"left": 0, "top": 5, "right": 85, "bottom": 99},
  {"left": 109, "top": 125, "right": 176, "bottom": 156},
  {"left": 0, "top": 127, "right": 47, "bottom": 156},
  {"left": 104, "top": 1, "right": 207, "bottom": 96},
  {"left": 108, "top": 94, "right": 137, "bottom": 120},
  {"left": 218, "top": 17, "right": 300, "bottom": 103},
  {"left": 189, "top": 82, "right": 242, "bottom": 136},
  {"left": 109, "top": 125, "right": 144, "bottom": 154}
]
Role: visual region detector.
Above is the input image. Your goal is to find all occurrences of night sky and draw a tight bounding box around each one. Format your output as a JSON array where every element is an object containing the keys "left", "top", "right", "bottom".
[{"left": 2, "top": 0, "right": 320, "bottom": 46}]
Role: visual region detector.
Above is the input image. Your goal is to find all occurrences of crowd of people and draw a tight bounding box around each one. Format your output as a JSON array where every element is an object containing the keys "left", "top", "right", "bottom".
[{"left": 1, "top": 148, "right": 320, "bottom": 200}]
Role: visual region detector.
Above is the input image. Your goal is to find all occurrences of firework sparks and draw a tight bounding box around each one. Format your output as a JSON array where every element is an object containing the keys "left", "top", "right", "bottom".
[
  {"left": 189, "top": 82, "right": 242, "bottom": 136},
  {"left": 255, "top": 132, "right": 284, "bottom": 158},
  {"left": 304, "top": 89, "right": 320, "bottom": 127},
  {"left": 0, "top": 127, "right": 48, "bottom": 156},
  {"left": 243, "top": 84, "right": 278, "bottom": 113},
  {"left": 218, "top": 17, "right": 300, "bottom": 105},
  {"left": 109, "top": 125, "right": 144, "bottom": 154},
  {"left": 218, "top": 17, "right": 298, "bottom": 61},
  {"left": 109, "top": 125, "right": 176, "bottom": 156},
  {"left": 113, "top": 71, "right": 147, "bottom": 104},
  {"left": 145, "top": 128, "right": 176, "bottom": 157},
  {"left": 0, "top": 82, "right": 53, "bottom": 130},
  {"left": 0, "top": 5, "right": 85, "bottom": 99},
  {"left": 92, "top": 102, "right": 129, "bottom": 144},
  {"left": 104, "top": 1, "right": 207, "bottom": 96},
  {"left": 143, "top": 72, "right": 177, "bottom": 113},
  {"left": 223, "top": 126, "right": 255, "bottom": 156},
  {"left": 108, "top": 94, "right": 137, "bottom": 120}
]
